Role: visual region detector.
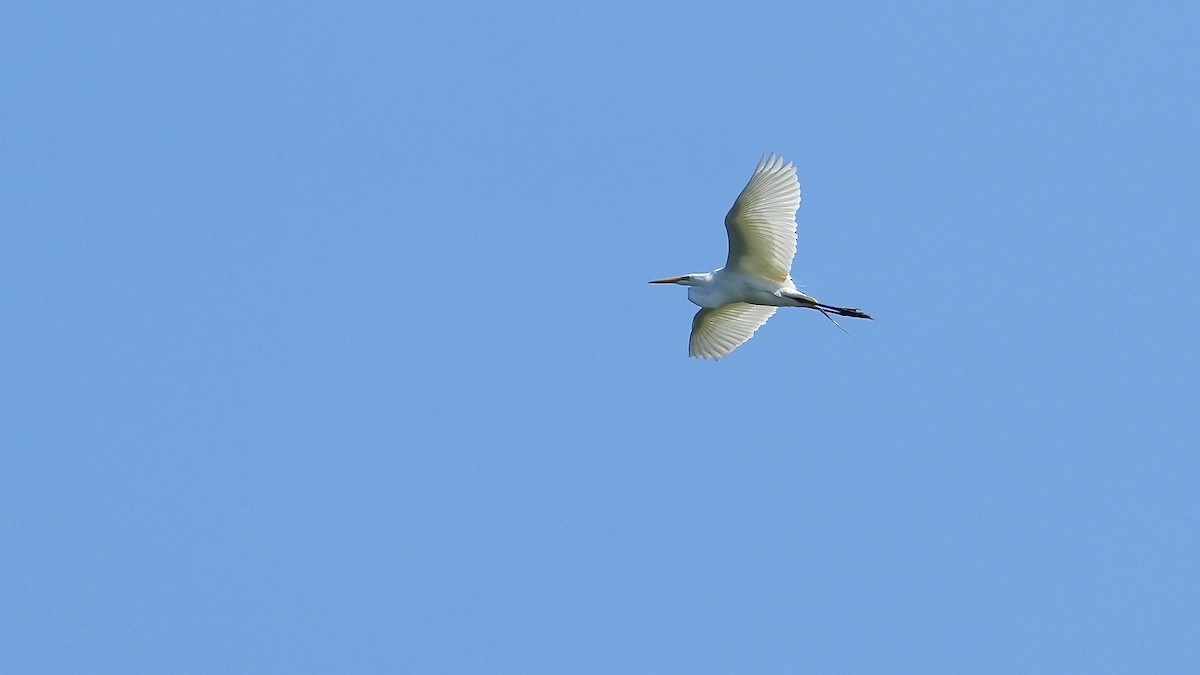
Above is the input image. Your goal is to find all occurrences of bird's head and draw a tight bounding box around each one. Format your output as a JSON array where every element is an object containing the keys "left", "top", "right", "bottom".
[{"left": 649, "top": 273, "right": 708, "bottom": 287}]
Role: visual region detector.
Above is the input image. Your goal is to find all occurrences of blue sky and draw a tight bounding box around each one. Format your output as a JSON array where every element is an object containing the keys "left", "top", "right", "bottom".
[{"left": 3, "top": 2, "right": 1198, "bottom": 672}]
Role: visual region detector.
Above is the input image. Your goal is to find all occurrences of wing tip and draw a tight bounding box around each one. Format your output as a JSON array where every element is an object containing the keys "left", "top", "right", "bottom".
[{"left": 756, "top": 152, "right": 794, "bottom": 175}]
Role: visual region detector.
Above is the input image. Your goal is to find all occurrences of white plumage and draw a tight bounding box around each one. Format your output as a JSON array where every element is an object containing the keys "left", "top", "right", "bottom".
[
  {"left": 723, "top": 154, "right": 800, "bottom": 284},
  {"left": 650, "top": 154, "right": 872, "bottom": 360},
  {"left": 689, "top": 303, "right": 777, "bottom": 360}
]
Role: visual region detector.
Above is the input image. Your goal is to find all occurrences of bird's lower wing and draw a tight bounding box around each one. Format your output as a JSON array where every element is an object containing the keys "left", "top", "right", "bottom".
[{"left": 689, "top": 303, "right": 778, "bottom": 360}]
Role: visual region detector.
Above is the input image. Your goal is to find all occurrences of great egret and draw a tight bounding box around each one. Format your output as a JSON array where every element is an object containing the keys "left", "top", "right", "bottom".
[{"left": 651, "top": 154, "right": 871, "bottom": 359}]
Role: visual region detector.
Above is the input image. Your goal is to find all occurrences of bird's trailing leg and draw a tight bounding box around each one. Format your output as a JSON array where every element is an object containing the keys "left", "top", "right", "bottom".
[
  {"left": 802, "top": 300, "right": 872, "bottom": 335},
  {"left": 778, "top": 289, "right": 872, "bottom": 321},
  {"left": 813, "top": 302, "right": 872, "bottom": 320}
]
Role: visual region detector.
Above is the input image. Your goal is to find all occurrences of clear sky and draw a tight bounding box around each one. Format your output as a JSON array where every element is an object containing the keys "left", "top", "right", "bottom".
[{"left": 3, "top": 2, "right": 1198, "bottom": 672}]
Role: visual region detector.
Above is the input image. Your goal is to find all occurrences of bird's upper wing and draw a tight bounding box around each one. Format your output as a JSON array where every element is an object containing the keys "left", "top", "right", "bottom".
[
  {"left": 689, "top": 303, "right": 778, "bottom": 360},
  {"left": 723, "top": 154, "right": 801, "bottom": 283}
]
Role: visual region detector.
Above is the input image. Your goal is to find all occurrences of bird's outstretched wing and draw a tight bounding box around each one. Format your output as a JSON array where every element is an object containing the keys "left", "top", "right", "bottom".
[
  {"left": 689, "top": 303, "right": 778, "bottom": 360},
  {"left": 723, "top": 154, "right": 801, "bottom": 283}
]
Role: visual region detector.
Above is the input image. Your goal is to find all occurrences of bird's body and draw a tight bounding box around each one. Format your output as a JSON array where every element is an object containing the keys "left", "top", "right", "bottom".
[
  {"left": 651, "top": 154, "right": 871, "bottom": 359},
  {"left": 684, "top": 269, "right": 815, "bottom": 309}
]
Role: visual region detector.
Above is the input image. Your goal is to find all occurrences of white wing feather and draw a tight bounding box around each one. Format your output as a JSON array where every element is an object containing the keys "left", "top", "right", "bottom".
[
  {"left": 723, "top": 154, "right": 801, "bottom": 283},
  {"left": 689, "top": 303, "right": 778, "bottom": 360}
]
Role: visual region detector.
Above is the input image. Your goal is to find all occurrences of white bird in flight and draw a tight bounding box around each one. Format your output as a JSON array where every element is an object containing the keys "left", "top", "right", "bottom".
[{"left": 651, "top": 154, "right": 871, "bottom": 359}]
